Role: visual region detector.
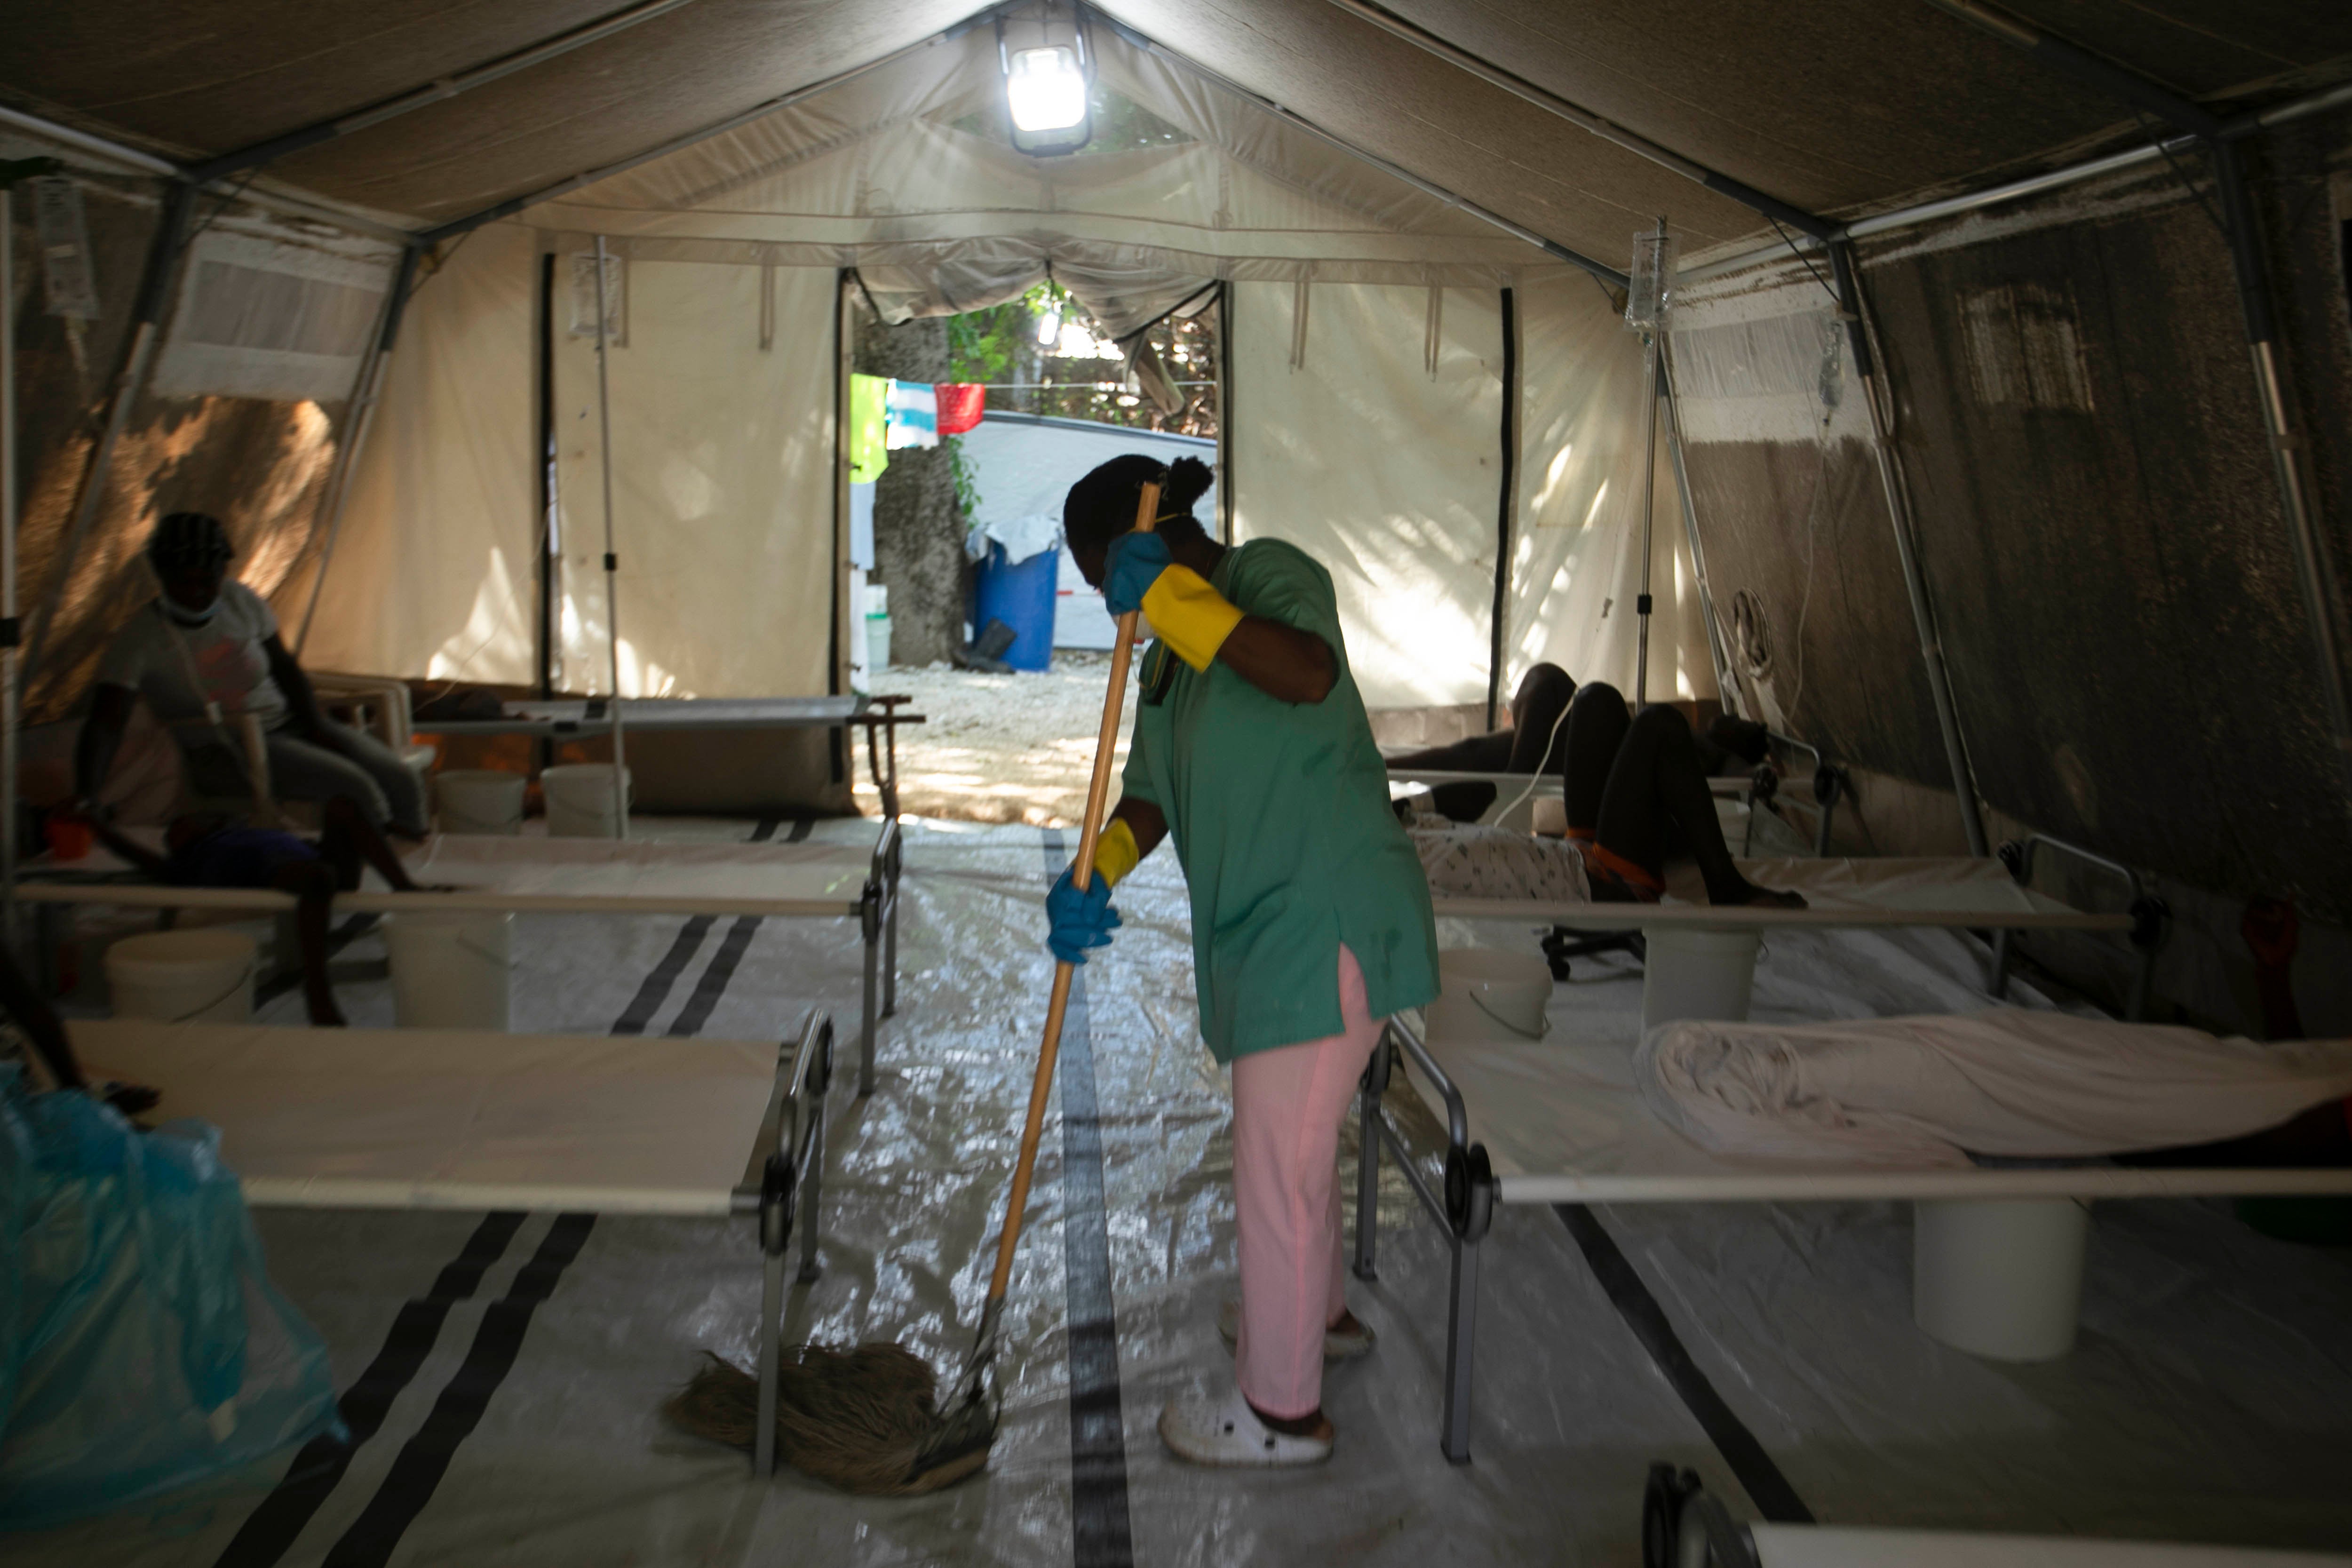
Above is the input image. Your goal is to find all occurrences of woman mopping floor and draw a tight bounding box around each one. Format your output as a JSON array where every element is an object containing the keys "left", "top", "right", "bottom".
[{"left": 1048, "top": 455, "right": 1440, "bottom": 1467}]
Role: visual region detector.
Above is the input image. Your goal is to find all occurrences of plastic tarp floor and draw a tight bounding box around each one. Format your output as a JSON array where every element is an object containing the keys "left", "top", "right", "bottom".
[{"left": 14, "top": 819, "right": 2352, "bottom": 1565}]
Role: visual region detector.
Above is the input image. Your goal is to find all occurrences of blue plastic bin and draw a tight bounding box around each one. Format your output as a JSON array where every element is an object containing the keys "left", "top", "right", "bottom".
[{"left": 972, "top": 542, "right": 1058, "bottom": 672}]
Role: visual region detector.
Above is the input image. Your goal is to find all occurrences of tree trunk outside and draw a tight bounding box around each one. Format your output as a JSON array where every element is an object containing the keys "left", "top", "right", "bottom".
[{"left": 855, "top": 312, "right": 965, "bottom": 668}]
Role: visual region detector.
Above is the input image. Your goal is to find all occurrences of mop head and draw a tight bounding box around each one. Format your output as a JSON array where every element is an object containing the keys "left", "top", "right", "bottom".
[{"left": 664, "top": 1346, "right": 999, "bottom": 1495}]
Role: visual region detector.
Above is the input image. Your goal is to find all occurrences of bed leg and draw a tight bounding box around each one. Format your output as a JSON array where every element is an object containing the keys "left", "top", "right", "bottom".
[
  {"left": 1441, "top": 1231, "right": 1479, "bottom": 1465},
  {"left": 797, "top": 1089, "right": 826, "bottom": 1285},
  {"left": 858, "top": 890, "right": 880, "bottom": 1097},
  {"left": 882, "top": 844, "right": 899, "bottom": 1021},
  {"left": 755, "top": 1153, "right": 791, "bottom": 1479},
  {"left": 1354, "top": 1032, "right": 1388, "bottom": 1281},
  {"left": 1989, "top": 930, "right": 2011, "bottom": 1000}
]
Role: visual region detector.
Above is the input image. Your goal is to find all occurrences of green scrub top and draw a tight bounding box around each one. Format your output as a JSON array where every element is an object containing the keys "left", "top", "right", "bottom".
[{"left": 1120, "top": 538, "right": 1440, "bottom": 1063}]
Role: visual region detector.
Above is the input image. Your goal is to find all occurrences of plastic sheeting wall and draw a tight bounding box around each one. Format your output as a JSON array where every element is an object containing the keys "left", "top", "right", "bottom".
[
  {"left": 288, "top": 223, "right": 539, "bottom": 685},
  {"left": 549, "top": 258, "right": 835, "bottom": 699},
  {"left": 1512, "top": 272, "right": 1714, "bottom": 705},
  {"left": 1229, "top": 281, "right": 1500, "bottom": 711}
]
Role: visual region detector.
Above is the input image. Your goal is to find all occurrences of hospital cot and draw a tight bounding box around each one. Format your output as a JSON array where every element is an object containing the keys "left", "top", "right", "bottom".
[
  {"left": 17, "top": 821, "right": 904, "bottom": 1094},
  {"left": 1430, "top": 834, "right": 2168, "bottom": 1021},
  {"left": 1351, "top": 1008, "right": 2352, "bottom": 1464},
  {"left": 66, "top": 1008, "right": 837, "bottom": 1478}
]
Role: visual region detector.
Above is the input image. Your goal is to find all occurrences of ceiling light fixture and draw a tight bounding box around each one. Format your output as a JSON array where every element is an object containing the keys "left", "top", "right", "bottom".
[{"left": 999, "top": 7, "right": 1092, "bottom": 155}]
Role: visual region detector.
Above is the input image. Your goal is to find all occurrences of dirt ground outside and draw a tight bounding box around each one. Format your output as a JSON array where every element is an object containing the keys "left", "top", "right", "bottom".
[{"left": 852, "top": 652, "right": 1132, "bottom": 827}]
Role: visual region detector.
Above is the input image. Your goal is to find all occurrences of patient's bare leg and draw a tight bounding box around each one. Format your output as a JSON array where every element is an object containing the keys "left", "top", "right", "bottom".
[{"left": 272, "top": 862, "right": 347, "bottom": 1026}]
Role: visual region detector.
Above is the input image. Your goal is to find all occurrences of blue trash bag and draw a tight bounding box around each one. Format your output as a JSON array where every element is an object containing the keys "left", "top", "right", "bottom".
[{"left": 0, "top": 1064, "right": 343, "bottom": 1530}]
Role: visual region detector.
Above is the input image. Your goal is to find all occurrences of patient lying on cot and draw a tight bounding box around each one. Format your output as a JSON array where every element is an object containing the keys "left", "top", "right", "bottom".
[
  {"left": 86, "top": 796, "right": 427, "bottom": 1027},
  {"left": 1410, "top": 681, "right": 1804, "bottom": 908},
  {"left": 1388, "top": 662, "right": 1769, "bottom": 822}
]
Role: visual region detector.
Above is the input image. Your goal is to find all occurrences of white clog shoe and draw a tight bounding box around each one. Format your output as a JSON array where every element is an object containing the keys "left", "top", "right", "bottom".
[
  {"left": 1216, "top": 1297, "right": 1377, "bottom": 1362},
  {"left": 1158, "top": 1390, "right": 1334, "bottom": 1468}
]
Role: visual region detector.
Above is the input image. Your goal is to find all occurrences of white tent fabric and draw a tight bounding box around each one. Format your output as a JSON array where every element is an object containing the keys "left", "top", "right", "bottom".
[
  {"left": 302, "top": 19, "right": 1716, "bottom": 716},
  {"left": 551, "top": 258, "right": 835, "bottom": 698},
  {"left": 1229, "top": 280, "right": 1501, "bottom": 712},
  {"left": 1513, "top": 271, "right": 1715, "bottom": 702},
  {"left": 288, "top": 223, "right": 540, "bottom": 685}
]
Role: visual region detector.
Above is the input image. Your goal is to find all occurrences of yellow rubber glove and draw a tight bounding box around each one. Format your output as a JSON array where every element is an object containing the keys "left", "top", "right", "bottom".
[
  {"left": 1139, "top": 565, "right": 1246, "bottom": 672},
  {"left": 1084, "top": 816, "right": 1142, "bottom": 889}
]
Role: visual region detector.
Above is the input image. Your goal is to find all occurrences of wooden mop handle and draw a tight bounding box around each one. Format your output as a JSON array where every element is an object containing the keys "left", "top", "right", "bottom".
[{"left": 985, "top": 478, "right": 1163, "bottom": 1307}]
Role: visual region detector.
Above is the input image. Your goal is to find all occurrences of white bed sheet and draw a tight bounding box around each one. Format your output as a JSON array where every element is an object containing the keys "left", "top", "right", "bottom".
[
  {"left": 70, "top": 1019, "right": 780, "bottom": 1215},
  {"left": 1399, "top": 1021, "right": 2352, "bottom": 1205}
]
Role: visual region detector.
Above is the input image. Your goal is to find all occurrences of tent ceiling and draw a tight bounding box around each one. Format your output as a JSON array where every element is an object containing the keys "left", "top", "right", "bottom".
[{"left": 1, "top": 2, "right": 2347, "bottom": 256}]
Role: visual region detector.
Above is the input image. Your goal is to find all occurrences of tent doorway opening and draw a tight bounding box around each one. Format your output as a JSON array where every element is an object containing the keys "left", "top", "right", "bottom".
[{"left": 849, "top": 279, "right": 1221, "bottom": 826}]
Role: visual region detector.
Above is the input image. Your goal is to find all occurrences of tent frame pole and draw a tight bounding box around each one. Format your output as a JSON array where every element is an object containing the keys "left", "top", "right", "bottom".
[
  {"left": 591, "top": 237, "right": 630, "bottom": 838},
  {"left": 1657, "top": 344, "right": 1740, "bottom": 718},
  {"left": 1832, "top": 241, "right": 1989, "bottom": 856},
  {"left": 1486, "top": 286, "right": 1516, "bottom": 729},
  {"left": 24, "top": 181, "right": 193, "bottom": 686},
  {"left": 2, "top": 186, "right": 18, "bottom": 954},
  {"left": 1632, "top": 221, "right": 1665, "bottom": 707},
  {"left": 187, "top": 0, "right": 708, "bottom": 184},
  {"left": 294, "top": 246, "right": 419, "bottom": 655},
  {"left": 1922, "top": 0, "right": 2352, "bottom": 804}
]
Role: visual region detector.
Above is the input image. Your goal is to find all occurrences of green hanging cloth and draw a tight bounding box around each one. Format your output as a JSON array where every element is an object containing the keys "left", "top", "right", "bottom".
[{"left": 849, "top": 373, "right": 891, "bottom": 483}]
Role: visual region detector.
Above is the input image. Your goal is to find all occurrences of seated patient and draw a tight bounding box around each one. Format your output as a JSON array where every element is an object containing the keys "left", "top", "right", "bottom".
[
  {"left": 1413, "top": 681, "right": 1804, "bottom": 909},
  {"left": 88, "top": 796, "right": 427, "bottom": 1027},
  {"left": 75, "top": 511, "right": 429, "bottom": 839}
]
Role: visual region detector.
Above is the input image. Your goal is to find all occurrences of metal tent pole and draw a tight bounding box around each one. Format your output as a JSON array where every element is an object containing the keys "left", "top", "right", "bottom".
[
  {"left": 294, "top": 245, "right": 420, "bottom": 655},
  {"left": 1832, "top": 242, "right": 1990, "bottom": 856},
  {"left": 2, "top": 187, "right": 18, "bottom": 953},
  {"left": 24, "top": 181, "right": 192, "bottom": 684},
  {"left": 1656, "top": 344, "right": 1741, "bottom": 716},
  {"left": 591, "top": 236, "right": 631, "bottom": 838},
  {"left": 1633, "top": 222, "right": 1664, "bottom": 706}
]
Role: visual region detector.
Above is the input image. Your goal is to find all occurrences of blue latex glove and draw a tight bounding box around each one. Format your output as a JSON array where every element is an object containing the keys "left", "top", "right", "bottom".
[
  {"left": 1101, "top": 532, "right": 1173, "bottom": 618},
  {"left": 1045, "top": 865, "right": 1122, "bottom": 965}
]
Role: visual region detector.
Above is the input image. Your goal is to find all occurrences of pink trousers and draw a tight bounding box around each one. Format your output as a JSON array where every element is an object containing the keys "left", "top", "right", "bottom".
[{"left": 1231, "top": 945, "right": 1385, "bottom": 1419}]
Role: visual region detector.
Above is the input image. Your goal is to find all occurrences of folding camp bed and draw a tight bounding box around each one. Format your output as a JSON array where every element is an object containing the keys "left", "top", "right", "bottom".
[
  {"left": 18, "top": 820, "right": 904, "bottom": 1093},
  {"left": 413, "top": 694, "right": 921, "bottom": 804},
  {"left": 1430, "top": 834, "right": 2169, "bottom": 1021},
  {"left": 1643, "top": 1467, "right": 2352, "bottom": 1568},
  {"left": 66, "top": 1008, "right": 837, "bottom": 1477},
  {"left": 1349, "top": 1008, "right": 2352, "bottom": 1464}
]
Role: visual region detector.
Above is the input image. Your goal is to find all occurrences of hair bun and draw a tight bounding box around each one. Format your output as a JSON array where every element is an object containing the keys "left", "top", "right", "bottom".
[{"left": 1164, "top": 455, "right": 1214, "bottom": 511}]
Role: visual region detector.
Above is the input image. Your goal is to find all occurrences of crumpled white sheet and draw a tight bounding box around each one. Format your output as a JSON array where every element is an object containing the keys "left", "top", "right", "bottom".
[{"left": 1636, "top": 1008, "right": 2352, "bottom": 1168}]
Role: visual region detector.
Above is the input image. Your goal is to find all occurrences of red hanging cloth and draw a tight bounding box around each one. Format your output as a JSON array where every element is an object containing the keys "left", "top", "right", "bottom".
[{"left": 934, "top": 382, "right": 986, "bottom": 436}]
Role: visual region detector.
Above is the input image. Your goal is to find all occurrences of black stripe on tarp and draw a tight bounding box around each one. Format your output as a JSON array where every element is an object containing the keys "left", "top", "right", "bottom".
[
  {"left": 608, "top": 818, "right": 785, "bottom": 1035},
  {"left": 1042, "top": 830, "right": 1135, "bottom": 1568},
  {"left": 609, "top": 915, "right": 715, "bottom": 1035},
  {"left": 666, "top": 914, "right": 763, "bottom": 1038},
  {"left": 211, "top": 1210, "right": 527, "bottom": 1568},
  {"left": 1554, "top": 1204, "right": 1814, "bottom": 1524},
  {"left": 319, "top": 1213, "right": 599, "bottom": 1568}
]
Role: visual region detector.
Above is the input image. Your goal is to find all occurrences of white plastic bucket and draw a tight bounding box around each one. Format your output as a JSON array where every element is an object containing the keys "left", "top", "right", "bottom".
[
  {"left": 542, "top": 764, "right": 631, "bottom": 838},
  {"left": 106, "top": 929, "right": 257, "bottom": 1023},
  {"left": 1641, "top": 926, "right": 1762, "bottom": 1031},
  {"left": 385, "top": 910, "right": 513, "bottom": 1029},
  {"left": 1425, "top": 948, "right": 1552, "bottom": 1044},
  {"left": 867, "top": 613, "right": 893, "bottom": 670},
  {"left": 436, "top": 769, "right": 525, "bottom": 835},
  {"left": 1913, "top": 1197, "right": 2089, "bottom": 1361}
]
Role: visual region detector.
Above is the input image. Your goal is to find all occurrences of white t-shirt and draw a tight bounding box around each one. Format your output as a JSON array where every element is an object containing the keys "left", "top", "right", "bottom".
[{"left": 94, "top": 581, "right": 289, "bottom": 735}]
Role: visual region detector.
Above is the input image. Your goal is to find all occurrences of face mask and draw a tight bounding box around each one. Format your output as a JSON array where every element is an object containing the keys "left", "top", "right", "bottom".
[{"left": 160, "top": 595, "right": 221, "bottom": 628}]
